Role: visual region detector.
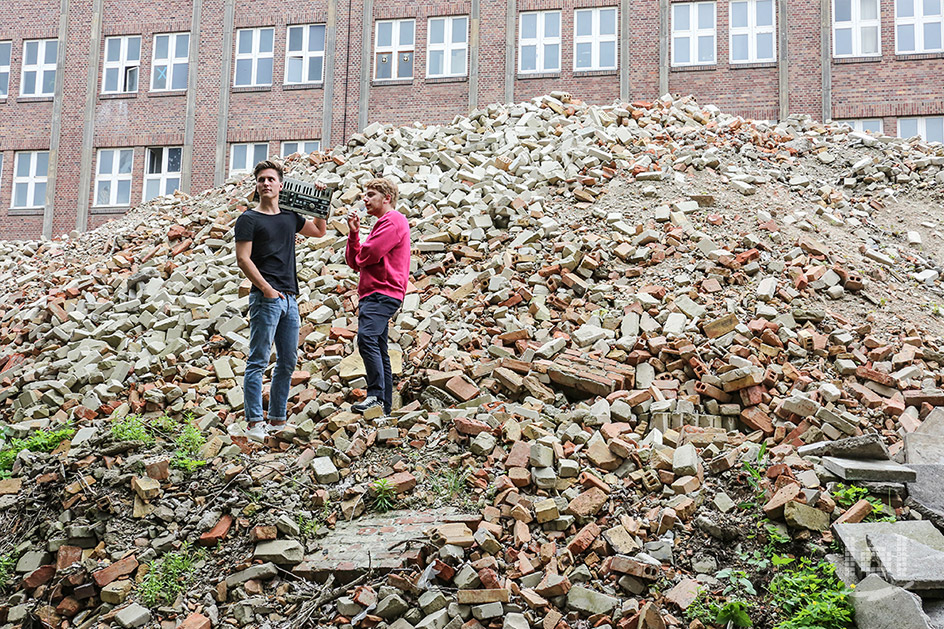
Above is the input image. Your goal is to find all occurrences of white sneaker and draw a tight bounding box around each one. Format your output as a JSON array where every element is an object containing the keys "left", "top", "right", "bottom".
[{"left": 247, "top": 423, "right": 268, "bottom": 442}]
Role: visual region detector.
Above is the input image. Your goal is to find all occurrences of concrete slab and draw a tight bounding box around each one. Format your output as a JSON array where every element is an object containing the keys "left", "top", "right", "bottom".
[
  {"left": 924, "top": 600, "right": 944, "bottom": 629},
  {"left": 292, "top": 507, "right": 461, "bottom": 583},
  {"left": 906, "top": 465, "right": 944, "bottom": 529},
  {"left": 866, "top": 533, "right": 944, "bottom": 592},
  {"left": 823, "top": 456, "right": 917, "bottom": 482},
  {"left": 799, "top": 433, "right": 890, "bottom": 460},
  {"left": 916, "top": 408, "right": 944, "bottom": 436},
  {"left": 833, "top": 521, "right": 944, "bottom": 578},
  {"left": 851, "top": 574, "right": 932, "bottom": 629},
  {"left": 905, "top": 433, "right": 944, "bottom": 465}
]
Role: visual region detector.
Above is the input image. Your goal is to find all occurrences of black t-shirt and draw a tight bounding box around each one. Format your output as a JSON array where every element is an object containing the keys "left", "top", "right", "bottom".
[{"left": 234, "top": 209, "right": 306, "bottom": 295}]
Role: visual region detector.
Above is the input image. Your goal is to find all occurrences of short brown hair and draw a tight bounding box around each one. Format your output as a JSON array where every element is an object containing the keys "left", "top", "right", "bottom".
[
  {"left": 253, "top": 160, "right": 284, "bottom": 181},
  {"left": 365, "top": 177, "right": 398, "bottom": 205}
]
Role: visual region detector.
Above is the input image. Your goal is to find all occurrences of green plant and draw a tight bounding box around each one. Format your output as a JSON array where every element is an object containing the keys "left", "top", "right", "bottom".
[
  {"left": 296, "top": 513, "right": 321, "bottom": 539},
  {"left": 764, "top": 523, "right": 791, "bottom": 556},
  {"left": 716, "top": 600, "right": 754, "bottom": 627},
  {"left": 0, "top": 552, "right": 18, "bottom": 591},
  {"left": 769, "top": 558, "right": 853, "bottom": 629},
  {"left": 149, "top": 414, "right": 179, "bottom": 434},
  {"left": 371, "top": 478, "right": 397, "bottom": 512},
  {"left": 684, "top": 588, "right": 714, "bottom": 625},
  {"left": 831, "top": 484, "right": 896, "bottom": 523},
  {"left": 111, "top": 415, "right": 154, "bottom": 444},
  {"left": 170, "top": 424, "right": 206, "bottom": 473},
  {"left": 716, "top": 568, "right": 757, "bottom": 597},
  {"left": 739, "top": 548, "right": 771, "bottom": 571},
  {"left": 0, "top": 424, "right": 76, "bottom": 477},
  {"left": 138, "top": 543, "right": 204, "bottom": 607},
  {"left": 429, "top": 466, "right": 471, "bottom": 502}
]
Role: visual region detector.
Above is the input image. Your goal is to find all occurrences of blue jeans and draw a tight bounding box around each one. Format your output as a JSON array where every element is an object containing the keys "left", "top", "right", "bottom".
[
  {"left": 244, "top": 292, "right": 300, "bottom": 424},
  {"left": 357, "top": 293, "right": 401, "bottom": 414}
]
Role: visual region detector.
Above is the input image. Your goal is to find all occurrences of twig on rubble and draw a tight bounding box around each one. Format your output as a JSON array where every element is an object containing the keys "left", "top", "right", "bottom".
[{"left": 292, "top": 555, "right": 374, "bottom": 628}]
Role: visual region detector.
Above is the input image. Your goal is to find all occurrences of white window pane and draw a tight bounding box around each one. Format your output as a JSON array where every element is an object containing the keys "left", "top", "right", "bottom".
[
  {"left": 732, "top": 33, "right": 749, "bottom": 59},
  {"left": 453, "top": 18, "right": 468, "bottom": 43},
  {"left": 311, "top": 25, "right": 326, "bottom": 51},
  {"left": 674, "top": 4, "right": 691, "bottom": 31},
  {"left": 898, "top": 0, "right": 915, "bottom": 17},
  {"left": 153, "top": 65, "right": 167, "bottom": 89},
  {"left": 544, "top": 43, "right": 560, "bottom": 69},
  {"left": 899, "top": 118, "right": 918, "bottom": 137},
  {"left": 25, "top": 41, "right": 38, "bottom": 65},
  {"left": 145, "top": 179, "right": 160, "bottom": 201},
  {"left": 164, "top": 177, "right": 180, "bottom": 195},
  {"left": 927, "top": 118, "right": 944, "bottom": 143},
  {"left": 675, "top": 37, "right": 691, "bottom": 63},
  {"left": 576, "top": 11, "right": 593, "bottom": 36},
  {"left": 99, "top": 150, "right": 113, "bottom": 174},
  {"left": 257, "top": 57, "right": 273, "bottom": 84},
  {"left": 119, "top": 150, "right": 133, "bottom": 173},
  {"left": 522, "top": 13, "right": 538, "bottom": 39},
  {"left": 575, "top": 42, "right": 593, "bottom": 67},
  {"left": 0, "top": 72, "right": 7, "bottom": 97},
  {"left": 731, "top": 2, "right": 749, "bottom": 27},
  {"left": 176, "top": 34, "right": 189, "bottom": 57},
  {"left": 155, "top": 35, "right": 169, "bottom": 59},
  {"left": 600, "top": 9, "right": 617, "bottom": 34},
  {"left": 287, "top": 57, "right": 302, "bottom": 82},
  {"left": 238, "top": 30, "right": 253, "bottom": 54},
  {"left": 283, "top": 142, "right": 298, "bottom": 155},
  {"left": 925, "top": 0, "right": 941, "bottom": 15},
  {"left": 521, "top": 45, "right": 537, "bottom": 71},
  {"left": 861, "top": 0, "right": 879, "bottom": 19},
  {"left": 233, "top": 145, "right": 246, "bottom": 169},
  {"left": 308, "top": 57, "right": 323, "bottom": 82},
  {"left": 16, "top": 154, "right": 30, "bottom": 177},
  {"left": 757, "top": 0, "right": 774, "bottom": 26},
  {"left": 861, "top": 26, "right": 879, "bottom": 53},
  {"left": 835, "top": 0, "right": 852, "bottom": 21},
  {"left": 34, "top": 182, "right": 46, "bottom": 204},
  {"left": 23, "top": 71, "right": 36, "bottom": 95},
  {"left": 430, "top": 19, "right": 445, "bottom": 45},
  {"left": 42, "top": 70, "right": 56, "bottom": 94},
  {"left": 35, "top": 152, "right": 49, "bottom": 177},
  {"left": 376, "top": 53, "right": 392, "bottom": 78},
  {"left": 836, "top": 27, "right": 853, "bottom": 53},
  {"left": 757, "top": 32, "right": 774, "bottom": 58},
  {"left": 97, "top": 181, "right": 111, "bottom": 205},
  {"left": 600, "top": 41, "right": 616, "bottom": 67},
  {"left": 147, "top": 149, "right": 162, "bottom": 173},
  {"left": 288, "top": 26, "right": 303, "bottom": 52},
  {"left": 106, "top": 38, "right": 121, "bottom": 62},
  {"left": 397, "top": 52, "right": 412, "bottom": 77},
  {"left": 0, "top": 43, "right": 10, "bottom": 66},
  {"left": 128, "top": 37, "right": 140, "bottom": 61},
  {"left": 545, "top": 12, "right": 560, "bottom": 37},
  {"left": 377, "top": 22, "right": 392, "bottom": 47},
  {"left": 450, "top": 48, "right": 466, "bottom": 75},
  {"left": 45, "top": 40, "right": 57, "bottom": 63},
  {"left": 861, "top": 119, "right": 882, "bottom": 133},
  {"left": 897, "top": 23, "right": 915, "bottom": 50},
  {"left": 104, "top": 67, "right": 118, "bottom": 92},
  {"left": 14, "top": 182, "right": 28, "bottom": 207},
  {"left": 698, "top": 35, "right": 715, "bottom": 61},
  {"left": 117, "top": 180, "right": 131, "bottom": 204},
  {"left": 171, "top": 63, "right": 188, "bottom": 89},
  {"left": 167, "top": 148, "right": 181, "bottom": 172},
  {"left": 429, "top": 50, "right": 444, "bottom": 75},
  {"left": 253, "top": 144, "right": 268, "bottom": 163},
  {"left": 924, "top": 22, "right": 942, "bottom": 49},
  {"left": 126, "top": 67, "right": 138, "bottom": 92},
  {"left": 235, "top": 58, "right": 252, "bottom": 85},
  {"left": 259, "top": 28, "right": 273, "bottom": 53},
  {"left": 698, "top": 3, "right": 715, "bottom": 28},
  {"left": 400, "top": 21, "right": 414, "bottom": 46}
]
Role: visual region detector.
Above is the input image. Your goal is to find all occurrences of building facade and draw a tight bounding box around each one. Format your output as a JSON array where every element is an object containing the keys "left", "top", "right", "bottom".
[{"left": 0, "top": 0, "right": 941, "bottom": 240}]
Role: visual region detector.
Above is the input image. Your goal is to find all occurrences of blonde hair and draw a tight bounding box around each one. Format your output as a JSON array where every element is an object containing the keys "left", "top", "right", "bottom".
[{"left": 364, "top": 177, "right": 398, "bottom": 205}]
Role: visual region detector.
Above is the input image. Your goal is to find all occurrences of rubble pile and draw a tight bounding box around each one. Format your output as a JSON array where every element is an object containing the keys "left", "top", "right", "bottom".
[{"left": 0, "top": 93, "right": 943, "bottom": 629}]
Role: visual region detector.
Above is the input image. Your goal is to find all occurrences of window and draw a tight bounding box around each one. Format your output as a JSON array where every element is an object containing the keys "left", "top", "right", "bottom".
[
  {"left": 519, "top": 11, "right": 562, "bottom": 73},
  {"left": 574, "top": 8, "right": 618, "bottom": 70},
  {"left": 143, "top": 147, "right": 182, "bottom": 201},
  {"left": 374, "top": 19, "right": 415, "bottom": 80},
  {"left": 230, "top": 143, "right": 269, "bottom": 176},
  {"left": 427, "top": 16, "right": 468, "bottom": 77},
  {"left": 151, "top": 33, "right": 189, "bottom": 91},
  {"left": 234, "top": 27, "right": 274, "bottom": 86},
  {"left": 0, "top": 41, "right": 10, "bottom": 98},
  {"left": 285, "top": 24, "right": 326, "bottom": 84},
  {"left": 834, "top": 0, "right": 881, "bottom": 56},
  {"left": 102, "top": 36, "right": 141, "bottom": 94},
  {"left": 94, "top": 149, "right": 133, "bottom": 206},
  {"left": 281, "top": 140, "right": 321, "bottom": 156},
  {"left": 837, "top": 118, "right": 883, "bottom": 133},
  {"left": 11, "top": 151, "right": 48, "bottom": 209},
  {"left": 730, "top": 0, "right": 776, "bottom": 62},
  {"left": 896, "top": 0, "right": 943, "bottom": 52},
  {"left": 673, "top": 2, "right": 717, "bottom": 65},
  {"left": 899, "top": 117, "right": 944, "bottom": 143},
  {"left": 21, "top": 39, "right": 57, "bottom": 97}
]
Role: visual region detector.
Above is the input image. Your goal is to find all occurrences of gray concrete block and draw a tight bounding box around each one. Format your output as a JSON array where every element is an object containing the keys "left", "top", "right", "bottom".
[{"left": 822, "top": 456, "right": 917, "bottom": 482}]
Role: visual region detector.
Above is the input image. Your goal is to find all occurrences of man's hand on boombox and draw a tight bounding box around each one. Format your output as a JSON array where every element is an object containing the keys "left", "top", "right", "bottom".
[{"left": 347, "top": 210, "right": 360, "bottom": 234}]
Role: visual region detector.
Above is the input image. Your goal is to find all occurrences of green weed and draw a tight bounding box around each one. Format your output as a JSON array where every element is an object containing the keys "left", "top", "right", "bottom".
[
  {"left": 111, "top": 415, "right": 153, "bottom": 444},
  {"left": 0, "top": 424, "right": 75, "bottom": 477},
  {"left": 830, "top": 483, "right": 896, "bottom": 522},
  {"left": 0, "top": 552, "right": 18, "bottom": 591},
  {"left": 716, "top": 600, "right": 754, "bottom": 627},
  {"left": 429, "top": 466, "right": 472, "bottom": 503},
  {"left": 138, "top": 543, "right": 204, "bottom": 607},
  {"left": 716, "top": 568, "right": 757, "bottom": 597},
  {"left": 370, "top": 478, "right": 397, "bottom": 513},
  {"left": 769, "top": 558, "right": 853, "bottom": 629},
  {"left": 170, "top": 424, "right": 206, "bottom": 473}
]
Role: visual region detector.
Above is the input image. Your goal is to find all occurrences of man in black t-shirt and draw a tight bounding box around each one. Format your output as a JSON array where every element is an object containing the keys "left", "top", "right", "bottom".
[{"left": 234, "top": 160, "right": 326, "bottom": 442}]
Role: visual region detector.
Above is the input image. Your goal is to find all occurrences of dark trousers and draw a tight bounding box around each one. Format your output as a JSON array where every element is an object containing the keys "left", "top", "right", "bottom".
[{"left": 357, "top": 293, "right": 401, "bottom": 414}]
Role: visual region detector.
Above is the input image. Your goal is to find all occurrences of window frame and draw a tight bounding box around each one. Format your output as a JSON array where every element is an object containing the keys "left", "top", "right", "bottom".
[
  {"left": 233, "top": 27, "right": 275, "bottom": 87},
  {"left": 898, "top": 116, "right": 944, "bottom": 143},
  {"left": 836, "top": 118, "right": 884, "bottom": 133},
  {"left": 281, "top": 140, "right": 322, "bottom": 157},
  {"left": 93, "top": 148, "right": 134, "bottom": 207},
  {"left": 0, "top": 41, "right": 11, "bottom": 99},
  {"left": 284, "top": 24, "right": 326, "bottom": 85},
  {"left": 101, "top": 35, "right": 141, "bottom": 94},
  {"left": 426, "top": 15, "right": 469, "bottom": 78},
  {"left": 11, "top": 151, "right": 49, "bottom": 209},
  {"left": 895, "top": 0, "right": 944, "bottom": 53},
  {"left": 150, "top": 32, "right": 190, "bottom": 92},
  {"left": 573, "top": 7, "right": 619, "bottom": 71},
  {"left": 20, "top": 39, "right": 58, "bottom": 97},
  {"left": 518, "top": 10, "right": 562, "bottom": 74},
  {"left": 229, "top": 143, "right": 270, "bottom": 176},
  {"left": 729, "top": 0, "right": 777, "bottom": 63},
  {"left": 143, "top": 146, "right": 182, "bottom": 202},
  {"left": 833, "top": 0, "right": 881, "bottom": 56},
  {"left": 672, "top": 2, "right": 718, "bottom": 66},
  {"left": 374, "top": 19, "right": 416, "bottom": 81}
]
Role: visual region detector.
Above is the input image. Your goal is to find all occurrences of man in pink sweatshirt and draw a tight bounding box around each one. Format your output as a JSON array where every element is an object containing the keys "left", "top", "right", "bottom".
[{"left": 345, "top": 177, "right": 411, "bottom": 416}]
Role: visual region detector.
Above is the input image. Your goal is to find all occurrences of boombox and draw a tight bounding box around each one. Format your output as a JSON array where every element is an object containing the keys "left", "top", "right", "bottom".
[{"left": 279, "top": 179, "right": 332, "bottom": 220}]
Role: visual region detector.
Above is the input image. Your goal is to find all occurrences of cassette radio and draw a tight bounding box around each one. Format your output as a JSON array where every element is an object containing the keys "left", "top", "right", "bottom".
[{"left": 279, "top": 179, "right": 332, "bottom": 220}]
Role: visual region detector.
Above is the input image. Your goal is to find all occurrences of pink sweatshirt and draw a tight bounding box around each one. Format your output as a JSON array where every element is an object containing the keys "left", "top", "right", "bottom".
[{"left": 345, "top": 209, "right": 411, "bottom": 301}]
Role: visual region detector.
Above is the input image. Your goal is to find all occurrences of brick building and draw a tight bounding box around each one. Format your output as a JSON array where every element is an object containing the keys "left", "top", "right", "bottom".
[{"left": 0, "top": 0, "right": 941, "bottom": 240}]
